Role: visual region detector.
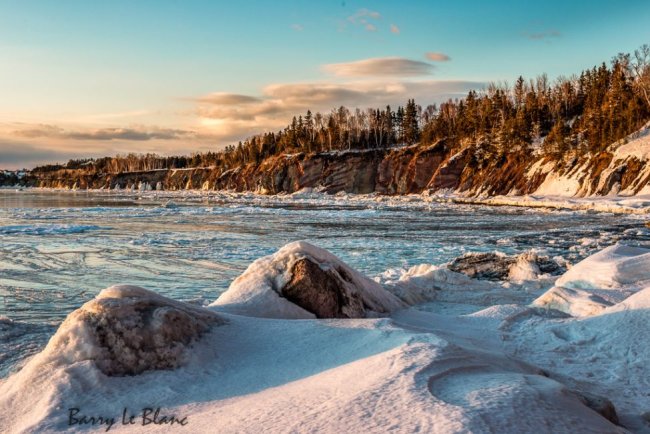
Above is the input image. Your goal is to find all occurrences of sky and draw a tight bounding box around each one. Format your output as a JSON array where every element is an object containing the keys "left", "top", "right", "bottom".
[{"left": 1, "top": 0, "right": 650, "bottom": 169}]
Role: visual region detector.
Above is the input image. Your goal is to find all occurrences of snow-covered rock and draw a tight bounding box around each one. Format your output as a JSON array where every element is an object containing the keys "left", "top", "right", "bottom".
[
  {"left": 21, "top": 285, "right": 222, "bottom": 376},
  {"left": 211, "top": 241, "right": 406, "bottom": 319},
  {"left": 448, "top": 251, "right": 564, "bottom": 282},
  {"left": 533, "top": 244, "right": 650, "bottom": 316},
  {"left": 0, "top": 285, "right": 224, "bottom": 433}
]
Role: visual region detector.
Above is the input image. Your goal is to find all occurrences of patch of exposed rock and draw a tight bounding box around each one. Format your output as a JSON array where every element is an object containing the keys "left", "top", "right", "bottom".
[
  {"left": 53, "top": 285, "right": 223, "bottom": 376},
  {"left": 448, "top": 251, "right": 565, "bottom": 281},
  {"left": 283, "top": 257, "right": 368, "bottom": 318},
  {"left": 576, "top": 390, "right": 620, "bottom": 425}
]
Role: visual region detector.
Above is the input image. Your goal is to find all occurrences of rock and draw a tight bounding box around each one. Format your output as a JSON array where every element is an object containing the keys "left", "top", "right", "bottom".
[
  {"left": 50, "top": 285, "right": 223, "bottom": 376},
  {"left": 212, "top": 241, "right": 406, "bottom": 319},
  {"left": 448, "top": 252, "right": 515, "bottom": 280},
  {"left": 642, "top": 410, "right": 650, "bottom": 423},
  {"left": 575, "top": 390, "right": 620, "bottom": 426},
  {"left": 283, "top": 257, "right": 366, "bottom": 318},
  {"left": 448, "top": 251, "right": 565, "bottom": 281}
]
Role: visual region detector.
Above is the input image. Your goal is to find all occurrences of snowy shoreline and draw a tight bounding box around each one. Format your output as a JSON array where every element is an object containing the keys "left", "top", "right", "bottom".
[
  {"left": 1, "top": 241, "right": 649, "bottom": 433},
  {"left": 4, "top": 186, "right": 650, "bottom": 215}
]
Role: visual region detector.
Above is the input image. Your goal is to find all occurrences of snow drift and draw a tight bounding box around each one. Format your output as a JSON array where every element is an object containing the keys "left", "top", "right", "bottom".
[
  {"left": 0, "top": 290, "right": 626, "bottom": 433},
  {"left": 533, "top": 244, "right": 650, "bottom": 316}
]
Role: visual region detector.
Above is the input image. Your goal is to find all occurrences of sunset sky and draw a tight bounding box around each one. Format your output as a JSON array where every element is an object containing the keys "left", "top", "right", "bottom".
[{"left": 1, "top": 0, "right": 649, "bottom": 168}]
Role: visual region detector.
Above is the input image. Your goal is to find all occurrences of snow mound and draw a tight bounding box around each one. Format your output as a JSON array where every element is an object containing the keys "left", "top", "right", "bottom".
[
  {"left": 379, "top": 264, "right": 493, "bottom": 304},
  {"left": 533, "top": 245, "right": 650, "bottom": 316},
  {"left": 507, "top": 286, "right": 650, "bottom": 429},
  {"left": 0, "top": 285, "right": 223, "bottom": 433},
  {"left": 211, "top": 241, "right": 406, "bottom": 319},
  {"left": 17, "top": 285, "right": 222, "bottom": 376},
  {"left": 555, "top": 244, "right": 650, "bottom": 290},
  {"left": 607, "top": 285, "right": 650, "bottom": 312},
  {"left": 531, "top": 286, "right": 616, "bottom": 317}
]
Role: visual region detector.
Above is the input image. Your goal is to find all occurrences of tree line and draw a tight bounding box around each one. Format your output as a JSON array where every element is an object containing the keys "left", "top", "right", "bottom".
[{"left": 33, "top": 44, "right": 650, "bottom": 174}]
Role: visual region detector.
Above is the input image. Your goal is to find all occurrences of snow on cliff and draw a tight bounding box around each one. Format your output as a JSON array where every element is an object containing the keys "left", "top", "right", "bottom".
[
  {"left": 211, "top": 241, "right": 406, "bottom": 319},
  {"left": 518, "top": 123, "right": 650, "bottom": 199},
  {"left": 614, "top": 123, "right": 650, "bottom": 161}
]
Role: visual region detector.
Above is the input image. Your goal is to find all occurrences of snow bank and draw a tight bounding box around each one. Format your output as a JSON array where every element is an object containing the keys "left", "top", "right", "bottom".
[
  {"left": 533, "top": 244, "right": 650, "bottom": 316},
  {"left": 506, "top": 285, "right": 650, "bottom": 430},
  {"left": 0, "top": 250, "right": 632, "bottom": 432},
  {"left": 0, "top": 308, "right": 623, "bottom": 434},
  {"left": 454, "top": 194, "right": 650, "bottom": 214},
  {"left": 211, "top": 241, "right": 406, "bottom": 319},
  {"left": 379, "top": 264, "right": 494, "bottom": 304}
]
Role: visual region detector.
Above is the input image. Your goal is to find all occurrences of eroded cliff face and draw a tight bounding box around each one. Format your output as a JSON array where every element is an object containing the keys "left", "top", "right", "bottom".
[{"left": 17, "top": 136, "right": 650, "bottom": 197}]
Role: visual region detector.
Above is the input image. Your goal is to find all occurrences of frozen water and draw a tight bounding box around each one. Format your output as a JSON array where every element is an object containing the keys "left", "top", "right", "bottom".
[{"left": 1, "top": 189, "right": 650, "bottom": 378}]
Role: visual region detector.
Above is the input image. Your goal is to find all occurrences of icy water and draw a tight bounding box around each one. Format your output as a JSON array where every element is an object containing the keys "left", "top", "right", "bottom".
[{"left": 1, "top": 189, "right": 649, "bottom": 377}]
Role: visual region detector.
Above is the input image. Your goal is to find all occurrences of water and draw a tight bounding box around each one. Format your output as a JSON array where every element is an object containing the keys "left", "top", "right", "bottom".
[{"left": 1, "top": 189, "right": 649, "bottom": 376}]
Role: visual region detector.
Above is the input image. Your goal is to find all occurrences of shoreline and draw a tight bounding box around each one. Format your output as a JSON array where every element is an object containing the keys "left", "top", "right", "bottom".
[{"left": 3, "top": 186, "right": 650, "bottom": 215}]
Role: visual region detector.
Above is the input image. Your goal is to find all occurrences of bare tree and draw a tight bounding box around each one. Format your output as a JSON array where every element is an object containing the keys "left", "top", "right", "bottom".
[{"left": 633, "top": 44, "right": 650, "bottom": 109}]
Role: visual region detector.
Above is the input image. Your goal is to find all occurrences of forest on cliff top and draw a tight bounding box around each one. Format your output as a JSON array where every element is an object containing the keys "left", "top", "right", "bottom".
[{"left": 31, "top": 45, "right": 650, "bottom": 176}]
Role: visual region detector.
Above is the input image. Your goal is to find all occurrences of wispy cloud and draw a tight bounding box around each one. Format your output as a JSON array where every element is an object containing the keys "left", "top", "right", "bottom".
[
  {"left": 196, "top": 93, "right": 261, "bottom": 105},
  {"left": 12, "top": 124, "right": 196, "bottom": 141},
  {"left": 0, "top": 124, "right": 217, "bottom": 169},
  {"left": 524, "top": 30, "right": 561, "bottom": 40},
  {"left": 348, "top": 8, "right": 381, "bottom": 22},
  {"left": 390, "top": 24, "right": 400, "bottom": 34},
  {"left": 425, "top": 52, "right": 451, "bottom": 62},
  {"left": 291, "top": 24, "right": 304, "bottom": 32},
  {"left": 323, "top": 57, "right": 434, "bottom": 77},
  {"left": 343, "top": 8, "right": 381, "bottom": 32}
]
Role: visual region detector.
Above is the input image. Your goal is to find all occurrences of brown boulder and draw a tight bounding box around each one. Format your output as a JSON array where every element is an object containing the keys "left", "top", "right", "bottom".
[
  {"left": 282, "top": 258, "right": 366, "bottom": 318},
  {"left": 60, "top": 285, "right": 223, "bottom": 376}
]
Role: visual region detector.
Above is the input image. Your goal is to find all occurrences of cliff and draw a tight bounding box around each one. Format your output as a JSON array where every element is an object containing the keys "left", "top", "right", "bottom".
[{"left": 11, "top": 126, "right": 650, "bottom": 197}]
